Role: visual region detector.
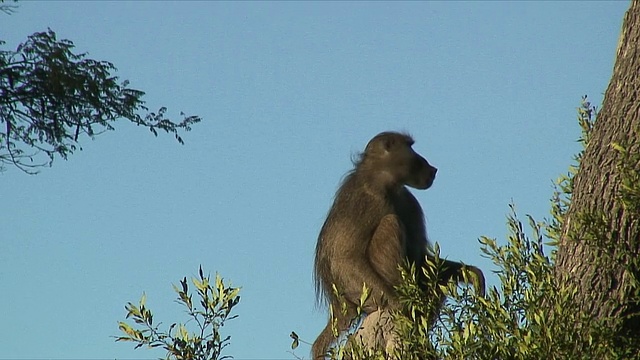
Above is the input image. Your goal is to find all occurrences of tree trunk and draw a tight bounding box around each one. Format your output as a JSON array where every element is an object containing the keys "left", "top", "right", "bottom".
[{"left": 555, "top": 0, "right": 640, "bottom": 339}]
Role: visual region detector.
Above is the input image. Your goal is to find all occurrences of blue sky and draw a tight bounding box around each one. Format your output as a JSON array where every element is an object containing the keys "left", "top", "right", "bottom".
[{"left": 0, "top": 1, "right": 630, "bottom": 359}]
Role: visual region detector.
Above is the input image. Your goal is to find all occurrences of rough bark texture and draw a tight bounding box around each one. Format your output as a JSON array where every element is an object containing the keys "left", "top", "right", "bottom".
[{"left": 555, "top": 0, "right": 640, "bottom": 337}]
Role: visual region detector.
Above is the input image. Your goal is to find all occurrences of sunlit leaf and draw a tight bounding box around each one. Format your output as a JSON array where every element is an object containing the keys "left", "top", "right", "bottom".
[{"left": 290, "top": 331, "right": 299, "bottom": 349}]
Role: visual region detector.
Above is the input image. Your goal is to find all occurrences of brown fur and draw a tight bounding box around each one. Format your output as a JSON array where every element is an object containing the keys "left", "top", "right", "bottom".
[{"left": 312, "top": 132, "right": 484, "bottom": 359}]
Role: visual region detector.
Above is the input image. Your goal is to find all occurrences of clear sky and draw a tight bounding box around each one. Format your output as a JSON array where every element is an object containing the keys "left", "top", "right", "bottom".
[{"left": 0, "top": 1, "right": 630, "bottom": 359}]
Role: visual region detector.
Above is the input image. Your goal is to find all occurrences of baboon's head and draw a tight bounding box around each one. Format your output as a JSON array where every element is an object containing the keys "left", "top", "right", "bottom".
[{"left": 361, "top": 131, "right": 437, "bottom": 190}]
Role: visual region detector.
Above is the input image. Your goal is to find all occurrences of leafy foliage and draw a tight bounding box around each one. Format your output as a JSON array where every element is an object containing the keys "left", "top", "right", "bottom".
[
  {"left": 547, "top": 96, "right": 596, "bottom": 246},
  {"left": 305, "top": 210, "right": 624, "bottom": 360},
  {"left": 0, "top": 29, "right": 201, "bottom": 173},
  {"left": 116, "top": 266, "right": 240, "bottom": 360},
  {"left": 427, "top": 210, "right": 620, "bottom": 360}
]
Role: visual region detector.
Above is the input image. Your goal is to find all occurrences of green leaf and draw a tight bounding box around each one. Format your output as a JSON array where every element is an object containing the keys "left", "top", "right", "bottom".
[{"left": 290, "top": 331, "right": 299, "bottom": 349}]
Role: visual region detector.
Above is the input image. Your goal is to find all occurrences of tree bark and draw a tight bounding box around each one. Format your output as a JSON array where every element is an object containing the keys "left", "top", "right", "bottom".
[{"left": 555, "top": 0, "right": 640, "bottom": 338}]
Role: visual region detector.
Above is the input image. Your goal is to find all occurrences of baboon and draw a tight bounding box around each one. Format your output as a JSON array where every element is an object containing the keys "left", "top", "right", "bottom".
[{"left": 312, "top": 131, "right": 484, "bottom": 359}]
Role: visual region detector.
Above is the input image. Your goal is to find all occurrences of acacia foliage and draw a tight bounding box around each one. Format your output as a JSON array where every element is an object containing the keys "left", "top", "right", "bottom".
[
  {"left": 0, "top": 29, "right": 201, "bottom": 173},
  {"left": 117, "top": 266, "right": 240, "bottom": 360},
  {"left": 318, "top": 213, "right": 632, "bottom": 360}
]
